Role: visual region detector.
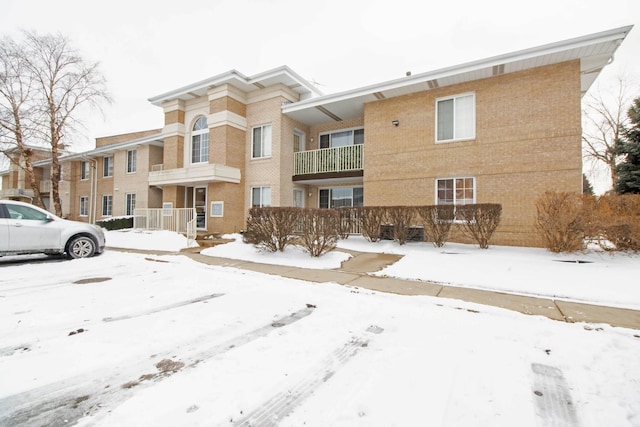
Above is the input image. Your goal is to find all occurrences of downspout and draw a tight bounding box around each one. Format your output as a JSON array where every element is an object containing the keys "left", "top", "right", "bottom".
[
  {"left": 91, "top": 158, "right": 98, "bottom": 224},
  {"left": 83, "top": 156, "right": 98, "bottom": 224}
]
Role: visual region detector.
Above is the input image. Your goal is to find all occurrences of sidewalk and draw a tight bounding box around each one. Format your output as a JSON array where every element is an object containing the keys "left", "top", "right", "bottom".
[
  {"left": 117, "top": 247, "right": 640, "bottom": 330},
  {"left": 169, "top": 249, "right": 640, "bottom": 330}
]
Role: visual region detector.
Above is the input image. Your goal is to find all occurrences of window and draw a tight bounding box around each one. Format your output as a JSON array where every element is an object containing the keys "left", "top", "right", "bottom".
[
  {"left": 436, "top": 178, "right": 475, "bottom": 206},
  {"left": 162, "top": 202, "right": 173, "bottom": 217},
  {"left": 126, "top": 150, "right": 137, "bottom": 173},
  {"left": 191, "top": 116, "right": 209, "bottom": 164},
  {"left": 319, "top": 128, "right": 364, "bottom": 148},
  {"left": 103, "top": 156, "right": 113, "bottom": 177},
  {"left": 319, "top": 187, "right": 363, "bottom": 208},
  {"left": 252, "top": 125, "right": 272, "bottom": 158},
  {"left": 125, "top": 193, "right": 136, "bottom": 216},
  {"left": 80, "top": 162, "right": 89, "bottom": 180},
  {"left": 436, "top": 93, "right": 475, "bottom": 142},
  {"left": 79, "top": 196, "right": 88, "bottom": 216},
  {"left": 210, "top": 201, "right": 224, "bottom": 217},
  {"left": 251, "top": 186, "right": 271, "bottom": 208},
  {"left": 102, "top": 195, "right": 112, "bottom": 217},
  {"left": 6, "top": 204, "right": 48, "bottom": 221}
]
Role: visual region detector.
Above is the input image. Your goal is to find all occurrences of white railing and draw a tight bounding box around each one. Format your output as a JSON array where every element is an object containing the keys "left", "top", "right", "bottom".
[
  {"left": 294, "top": 145, "right": 363, "bottom": 175},
  {"left": 151, "top": 164, "right": 163, "bottom": 172},
  {"left": 133, "top": 208, "right": 196, "bottom": 235},
  {"left": 186, "top": 216, "right": 197, "bottom": 246}
]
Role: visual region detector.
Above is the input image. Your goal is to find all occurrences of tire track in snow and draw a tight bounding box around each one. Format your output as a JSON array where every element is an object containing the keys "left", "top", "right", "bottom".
[
  {"left": 0, "top": 293, "right": 225, "bottom": 360},
  {"left": 0, "top": 306, "right": 315, "bottom": 427},
  {"left": 231, "top": 324, "right": 384, "bottom": 427},
  {"left": 102, "top": 293, "right": 224, "bottom": 322},
  {"left": 531, "top": 363, "right": 579, "bottom": 426}
]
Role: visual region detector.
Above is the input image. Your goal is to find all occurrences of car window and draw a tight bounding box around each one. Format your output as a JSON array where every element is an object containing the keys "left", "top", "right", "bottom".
[{"left": 6, "top": 205, "right": 49, "bottom": 221}]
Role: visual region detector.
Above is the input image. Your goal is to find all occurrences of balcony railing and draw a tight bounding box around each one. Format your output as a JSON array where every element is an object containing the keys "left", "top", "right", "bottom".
[{"left": 294, "top": 145, "right": 363, "bottom": 176}]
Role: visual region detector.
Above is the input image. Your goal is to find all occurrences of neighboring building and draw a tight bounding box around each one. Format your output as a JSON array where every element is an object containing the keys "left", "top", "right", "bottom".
[
  {"left": 1, "top": 131, "right": 162, "bottom": 222},
  {"left": 0, "top": 145, "right": 71, "bottom": 212},
  {"left": 0, "top": 26, "right": 632, "bottom": 246}
]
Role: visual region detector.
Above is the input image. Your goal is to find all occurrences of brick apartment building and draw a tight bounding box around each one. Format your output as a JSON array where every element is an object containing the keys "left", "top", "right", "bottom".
[{"left": 1, "top": 25, "right": 632, "bottom": 246}]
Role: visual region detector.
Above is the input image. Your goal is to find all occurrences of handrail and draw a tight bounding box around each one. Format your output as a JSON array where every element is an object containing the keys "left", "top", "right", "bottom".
[{"left": 133, "top": 208, "right": 196, "bottom": 236}]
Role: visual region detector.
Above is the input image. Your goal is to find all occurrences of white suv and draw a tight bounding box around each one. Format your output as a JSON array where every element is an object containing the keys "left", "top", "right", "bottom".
[{"left": 0, "top": 200, "right": 105, "bottom": 259}]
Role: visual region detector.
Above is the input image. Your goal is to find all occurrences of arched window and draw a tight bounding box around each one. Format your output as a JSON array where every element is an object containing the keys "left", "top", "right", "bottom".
[{"left": 191, "top": 116, "right": 209, "bottom": 164}]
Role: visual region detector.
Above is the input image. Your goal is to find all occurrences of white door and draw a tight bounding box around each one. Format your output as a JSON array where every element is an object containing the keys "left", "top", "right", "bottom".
[
  {"left": 293, "top": 188, "right": 305, "bottom": 208},
  {"left": 5, "top": 204, "right": 61, "bottom": 251}
]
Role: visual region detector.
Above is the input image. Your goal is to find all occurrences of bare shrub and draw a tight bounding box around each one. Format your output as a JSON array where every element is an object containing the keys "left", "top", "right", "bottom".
[
  {"left": 242, "top": 207, "right": 298, "bottom": 252},
  {"left": 386, "top": 206, "right": 419, "bottom": 245},
  {"left": 416, "top": 205, "right": 455, "bottom": 247},
  {"left": 535, "top": 192, "right": 586, "bottom": 253},
  {"left": 360, "top": 206, "right": 387, "bottom": 242},
  {"left": 456, "top": 204, "right": 502, "bottom": 249},
  {"left": 594, "top": 194, "right": 640, "bottom": 251},
  {"left": 297, "top": 208, "right": 340, "bottom": 257}
]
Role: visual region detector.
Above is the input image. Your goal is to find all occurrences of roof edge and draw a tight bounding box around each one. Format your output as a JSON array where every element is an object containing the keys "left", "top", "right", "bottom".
[{"left": 283, "top": 25, "right": 633, "bottom": 113}]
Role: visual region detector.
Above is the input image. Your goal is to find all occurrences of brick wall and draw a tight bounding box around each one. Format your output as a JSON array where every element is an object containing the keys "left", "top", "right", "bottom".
[{"left": 363, "top": 61, "right": 582, "bottom": 246}]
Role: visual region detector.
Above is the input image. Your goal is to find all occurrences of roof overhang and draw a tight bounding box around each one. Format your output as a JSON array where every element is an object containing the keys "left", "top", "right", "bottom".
[
  {"left": 283, "top": 25, "right": 633, "bottom": 126},
  {"left": 43, "top": 133, "right": 165, "bottom": 166},
  {"left": 148, "top": 164, "right": 241, "bottom": 187},
  {"left": 148, "top": 66, "right": 322, "bottom": 107}
]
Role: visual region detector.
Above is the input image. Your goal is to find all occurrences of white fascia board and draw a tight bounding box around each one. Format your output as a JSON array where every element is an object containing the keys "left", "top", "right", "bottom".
[
  {"left": 148, "top": 70, "right": 249, "bottom": 106},
  {"left": 248, "top": 65, "right": 323, "bottom": 97},
  {"left": 283, "top": 25, "right": 633, "bottom": 114},
  {"left": 55, "top": 133, "right": 164, "bottom": 163}
]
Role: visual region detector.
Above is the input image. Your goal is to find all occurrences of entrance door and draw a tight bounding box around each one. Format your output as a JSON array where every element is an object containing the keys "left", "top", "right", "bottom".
[{"left": 194, "top": 186, "right": 207, "bottom": 230}]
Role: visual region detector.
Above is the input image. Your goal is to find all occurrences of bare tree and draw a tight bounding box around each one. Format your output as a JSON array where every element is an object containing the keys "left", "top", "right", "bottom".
[
  {"left": 582, "top": 76, "right": 635, "bottom": 191},
  {"left": 0, "top": 31, "right": 109, "bottom": 216},
  {"left": 0, "top": 36, "right": 46, "bottom": 208},
  {"left": 22, "top": 31, "right": 110, "bottom": 216}
]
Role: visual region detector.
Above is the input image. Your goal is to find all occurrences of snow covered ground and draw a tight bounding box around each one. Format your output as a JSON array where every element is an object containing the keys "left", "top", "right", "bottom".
[{"left": 0, "top": 230, "right": 639, "bottom": 426}]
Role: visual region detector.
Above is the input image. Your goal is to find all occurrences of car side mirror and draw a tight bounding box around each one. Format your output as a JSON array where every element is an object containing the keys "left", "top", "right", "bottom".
[{"left": 45, "top": 215, "right": 55, "bottom": 222}]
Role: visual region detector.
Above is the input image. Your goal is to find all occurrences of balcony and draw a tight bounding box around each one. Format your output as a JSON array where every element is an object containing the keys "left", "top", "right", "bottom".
[
  {"left": 0, "top": 188, "right": 34, "bottom": 199},
  {"left": 293, "top": 145, "right": 363, "bottom": 181},
  {"left": 148, "top": 163, "right": 241, "bottom": 187}
]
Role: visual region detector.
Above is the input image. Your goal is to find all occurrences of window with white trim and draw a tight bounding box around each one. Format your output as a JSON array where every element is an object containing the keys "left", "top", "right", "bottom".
[
  {"left": 79, "top": 196, "right": 88, "bottom": 216},
  {"left": 251, "top": 186, "right": 271, "bottom": 208},
  {"left": 252, "top": 125, "right": 272, "bottom": 158},
  {"left": 80, "top": 161, "right": 89, "bottom": 180},
  {"left": 210, "top": 201, "right": 224, "bottom": 217},
  {"left": 125, "top": 193, "right": 136, "bottom": 216},
  {"left": 319, "top": 128, "right": 364, "bottom": 148},
  {"left": 436, "top": 177, "right": 475, "bottom": 206},
  {"left": 436, "top": 93, "right": 475, "bottom": 142},
  {"left": 191, "top": 116, "right": 209, "bottom": 164},
  {"left": 319, "top": 187, "right": 363, "bottom": 208},
  {"left": 103, "top": 156, "right": 113, "bottom": 177},
  {"left": 102, "top": 195, "right": 113, "bottom": 217},
  {"left": 126, "top": 149, "right": 137, "bottom": 173}
]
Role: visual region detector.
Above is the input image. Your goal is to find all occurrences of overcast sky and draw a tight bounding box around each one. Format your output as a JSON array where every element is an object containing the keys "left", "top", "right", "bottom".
[{"left": 2, "top": 0, "right": 639, "bottom": 191}]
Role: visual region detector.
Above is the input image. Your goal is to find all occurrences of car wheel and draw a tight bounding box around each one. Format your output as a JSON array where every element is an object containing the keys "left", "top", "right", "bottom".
[{"left": 67, "top": 236, "right": 97, "bottom": 259}]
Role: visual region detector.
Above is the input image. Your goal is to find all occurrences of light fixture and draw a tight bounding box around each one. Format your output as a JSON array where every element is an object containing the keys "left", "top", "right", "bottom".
[{"left": 392, "top": 120, "right": 399, "bottom": 127}]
